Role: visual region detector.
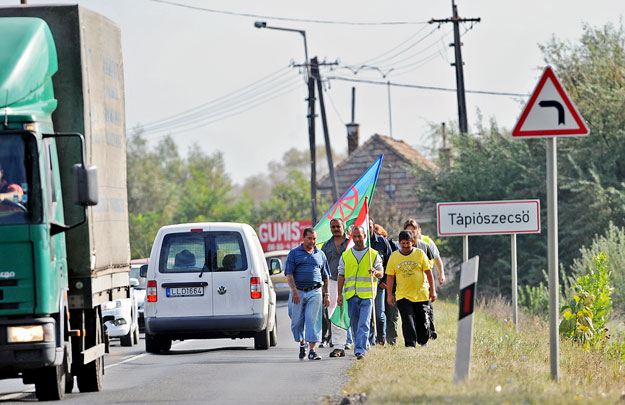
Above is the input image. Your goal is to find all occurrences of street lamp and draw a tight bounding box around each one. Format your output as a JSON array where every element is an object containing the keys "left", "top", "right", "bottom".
[
  {"left": 254, "top": 21, "right": 309, "bottom": 78},
  {"left": 254, "top": 21, "right": 318, "bottom": 224}
]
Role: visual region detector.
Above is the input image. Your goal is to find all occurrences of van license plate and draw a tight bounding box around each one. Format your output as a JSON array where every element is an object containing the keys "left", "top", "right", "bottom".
[{"left": 166, "top": 287, "right": 204, "bottom": 297}]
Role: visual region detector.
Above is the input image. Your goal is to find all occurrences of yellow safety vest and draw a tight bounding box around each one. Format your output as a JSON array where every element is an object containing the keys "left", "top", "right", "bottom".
[{"left": 343, "top": 248, "right": 378, "bottom": 300}]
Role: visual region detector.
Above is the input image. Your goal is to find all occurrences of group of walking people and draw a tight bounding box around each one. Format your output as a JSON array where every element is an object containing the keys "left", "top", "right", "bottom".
[{"left": 283, "top": 217, "right": 445, "bottom": 360}]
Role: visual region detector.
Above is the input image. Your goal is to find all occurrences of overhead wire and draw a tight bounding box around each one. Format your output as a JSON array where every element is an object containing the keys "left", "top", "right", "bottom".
[
  {"left": 325, "top": 76, "right": 530, "bottom": 97},
  {"left": 149, "top": 0, "right": 429, "bottom": 25},
  {"left": 142, "top": 74, "right": 304, "bottom": 136},
  {"left": 140, "top": 66, "right": 293, "bottom": 132}
]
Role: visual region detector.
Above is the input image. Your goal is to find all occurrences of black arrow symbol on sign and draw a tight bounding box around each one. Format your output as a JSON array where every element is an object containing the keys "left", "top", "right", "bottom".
[{"left": 538, "top": 100, "right": 565, "bottom": 125}]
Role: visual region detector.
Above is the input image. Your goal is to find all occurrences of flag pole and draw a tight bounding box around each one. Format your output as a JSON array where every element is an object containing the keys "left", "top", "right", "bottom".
[{"left": 365, "top": 198, "right": 378, "bottom": 342}]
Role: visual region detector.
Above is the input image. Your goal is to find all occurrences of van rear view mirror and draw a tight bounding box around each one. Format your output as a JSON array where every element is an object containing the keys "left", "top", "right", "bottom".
[{"left": 140, "top": 264, "right": 148, "bottom": 278}]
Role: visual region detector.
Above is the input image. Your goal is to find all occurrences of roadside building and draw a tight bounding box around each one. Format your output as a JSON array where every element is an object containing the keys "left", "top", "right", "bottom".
[{"left": 318, "top": 134, "right": 437, "bottom": 238}]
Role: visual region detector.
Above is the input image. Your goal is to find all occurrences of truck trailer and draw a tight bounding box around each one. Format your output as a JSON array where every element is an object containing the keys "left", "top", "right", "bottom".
[{"left": 0, "top": 5, "right": 130, "bottom": 400}]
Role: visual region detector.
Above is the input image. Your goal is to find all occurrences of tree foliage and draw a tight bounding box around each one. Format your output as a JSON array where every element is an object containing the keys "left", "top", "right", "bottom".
[{"left": 416, "top": 22, "right": 625, "bottom": 296}]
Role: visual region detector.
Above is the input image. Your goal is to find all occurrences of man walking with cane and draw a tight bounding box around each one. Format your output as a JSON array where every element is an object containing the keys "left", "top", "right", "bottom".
[{"left": 337, "top": 225, "right": 383, "bottom": 360}]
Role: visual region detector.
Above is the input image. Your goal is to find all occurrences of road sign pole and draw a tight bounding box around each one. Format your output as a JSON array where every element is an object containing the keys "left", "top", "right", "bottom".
[
  {"left": 547, "top": 137, "right": 559, "bottom": 381},
  {"left": 462, "top": 235, "right": 469, "bottom": 262},
  {"left": 511, "top": 233, "right": 518, "bottom": 327}
]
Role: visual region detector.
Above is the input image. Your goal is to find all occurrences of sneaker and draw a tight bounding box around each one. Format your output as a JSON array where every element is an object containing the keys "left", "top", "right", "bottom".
[
  {"left": 319, "top": 342, "right": 326, "bottom": 348},
  {"left": 344, "top": 344, "right": 352, "bottom": 350},
  {"left": 329, "top": 349, "right": 345, "bottom": 358},
  {"left": 377, "top": 338, "right": 386, "bottom": 346},
  {"left": 299, "top": 345, "right": 307, "bottom": 359},
  {"left": 430, "top": 331, "right": 438, "bottom": 340},
  {"left": 308, "top": 350, "right": 321, "bottom": 360},
  {"left": 355, "top": 353, "right": 364, "bottom": 360}
]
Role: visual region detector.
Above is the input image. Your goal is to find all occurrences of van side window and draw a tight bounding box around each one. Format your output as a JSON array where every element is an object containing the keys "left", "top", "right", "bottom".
[{"left": 215, "top": 233, "right": 247, "bottom": 272}]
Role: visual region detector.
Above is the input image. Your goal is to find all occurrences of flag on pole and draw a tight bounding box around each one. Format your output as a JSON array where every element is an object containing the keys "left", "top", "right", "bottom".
[
  {"left": 314, "top": 154, "right": 383, "bottom": 243},
  {"left": 345, "top": 196, "right": 370, "bottom": 250}
]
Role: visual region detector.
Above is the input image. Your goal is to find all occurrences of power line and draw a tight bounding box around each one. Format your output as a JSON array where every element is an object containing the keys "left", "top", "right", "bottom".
[
  {"left": 150, "top": 0, "right": 429, "bottom": 25},
  {"left": 326, "top": 76, "right": 529, "bottom": 97}
]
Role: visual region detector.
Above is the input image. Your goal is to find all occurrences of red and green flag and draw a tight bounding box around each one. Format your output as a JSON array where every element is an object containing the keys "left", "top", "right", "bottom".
[{"left": 314, "top": 154, "right": 383, "bottom": 244}]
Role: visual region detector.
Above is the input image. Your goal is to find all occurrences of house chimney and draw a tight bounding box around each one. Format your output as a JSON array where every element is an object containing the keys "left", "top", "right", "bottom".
[
  {"left": 346, "top": 87, "right": 359, "bottom": 155},
  {"left": 346, "top": 123, "right": 359, "bottom": 155}
]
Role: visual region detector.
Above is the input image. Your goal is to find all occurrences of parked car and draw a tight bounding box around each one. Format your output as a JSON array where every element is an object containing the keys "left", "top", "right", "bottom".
[
  {"left": 264, "top": 250, "right": 290, "bottom": 299},
  {"left": 101, "top": 282, "right": 140, "bottom": 347},
  {"left": 144, "top": 222, "right": 278, "bottom": 353},
  {"left": 130, "top": 258, "right": 149, "bottom": 331}
]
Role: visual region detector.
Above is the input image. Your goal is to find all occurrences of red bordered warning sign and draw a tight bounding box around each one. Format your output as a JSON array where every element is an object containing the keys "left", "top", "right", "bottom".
[{"left": 512, "top": 66, "right": 589, "bottom": 138}]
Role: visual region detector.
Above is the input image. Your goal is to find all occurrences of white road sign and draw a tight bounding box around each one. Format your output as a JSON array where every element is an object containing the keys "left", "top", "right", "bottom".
[{"left": 437, "top": 200, "right": 541, "bottom": 236}]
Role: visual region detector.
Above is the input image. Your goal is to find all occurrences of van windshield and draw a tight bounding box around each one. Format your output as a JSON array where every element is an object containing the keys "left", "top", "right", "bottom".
[{"left": 159, "top": 231, "right": 248, "bottom": 273}]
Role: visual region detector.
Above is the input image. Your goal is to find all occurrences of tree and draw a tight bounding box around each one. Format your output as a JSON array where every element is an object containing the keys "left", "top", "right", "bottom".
[{"left": 415, "top": 22, "right": 625, "bottom": 296}]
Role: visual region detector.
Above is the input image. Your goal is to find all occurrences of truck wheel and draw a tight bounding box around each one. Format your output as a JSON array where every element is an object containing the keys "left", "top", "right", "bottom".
[
  {"left": 120, "top": 329, "right": 133, "bottom": 347},
  {"left": 77, "top": 310, "right": 103, "bottom": 392},
  {"left": 34, "top": 364, "right": 66, "bottom": 401},
  {"left": 270, "top": 315, "right": 278, "bottom": 347},
  {"left": 254, "top": 326, "right": 270, "bottom": 350}
]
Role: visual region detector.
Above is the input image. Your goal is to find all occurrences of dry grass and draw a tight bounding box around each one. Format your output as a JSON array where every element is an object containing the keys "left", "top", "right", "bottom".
[{"left": 341, "top": 298, "right": 625, "bottom": 404}]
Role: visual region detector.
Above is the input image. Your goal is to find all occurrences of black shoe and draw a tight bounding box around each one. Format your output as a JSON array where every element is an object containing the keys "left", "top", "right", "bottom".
[
  {"left": 430, "top": 331, "right": 438, "bottom": 340},
  {"left": 299, "top": 345, "right": 307, "bottom": 359},
  {"left": 355, "top": 353, "right": 364, "bottom": 360},
  {"left": 308, "top": 350, "right": 321, "bottom": 360},
  {"left": 329, "top": 349, "right": 345, "bottom": 358}
]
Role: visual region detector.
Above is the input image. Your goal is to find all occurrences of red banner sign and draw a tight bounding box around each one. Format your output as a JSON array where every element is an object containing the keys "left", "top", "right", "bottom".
[{"left": 258, "top": 220, "right": 312, "bottom": 252}]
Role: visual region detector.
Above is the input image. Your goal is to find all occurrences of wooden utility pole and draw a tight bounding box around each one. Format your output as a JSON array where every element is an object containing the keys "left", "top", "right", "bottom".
[
  {"left": 430, "top": 1, "right": 480, "bottom": 134},
  {"left": 311, "top": 57, "right": 339, "bottom": 203}
]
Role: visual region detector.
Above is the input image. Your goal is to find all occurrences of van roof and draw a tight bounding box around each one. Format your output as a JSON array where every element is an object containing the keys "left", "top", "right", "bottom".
[{"left": 157, "top": 222, "right": 255, "bottom": 234}]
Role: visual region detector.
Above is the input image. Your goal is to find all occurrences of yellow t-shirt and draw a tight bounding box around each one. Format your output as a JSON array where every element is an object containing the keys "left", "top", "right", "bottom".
[{"left": 386, "top": 248, "right": 432, "bottom": 302}]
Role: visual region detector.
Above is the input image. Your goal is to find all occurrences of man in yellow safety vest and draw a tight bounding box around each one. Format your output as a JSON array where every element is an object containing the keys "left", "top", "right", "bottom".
[{"left": 337, "top": 226, "right": 384, "bottom": 360}]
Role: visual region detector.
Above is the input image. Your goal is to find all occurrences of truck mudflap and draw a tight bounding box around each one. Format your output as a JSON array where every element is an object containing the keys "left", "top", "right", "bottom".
[{"left": 0, "top": 317, "right": 62, "bottom": 374}]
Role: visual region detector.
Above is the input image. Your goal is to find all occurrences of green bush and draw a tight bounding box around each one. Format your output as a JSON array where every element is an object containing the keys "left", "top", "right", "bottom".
[
  {"left": 559, "top": 253, "right": 613, "bottom": 350},
  {"left": 518, "top": 279, "right": 549, "bottom": 319},
  {"left": 570, "top": 223, "right": 625, "bottom": 315}
]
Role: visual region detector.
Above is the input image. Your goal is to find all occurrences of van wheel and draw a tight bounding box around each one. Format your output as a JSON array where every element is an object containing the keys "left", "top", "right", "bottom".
[
  {"left": 145, "top": 333, "right": 160, "bottom": 353},
  {"left": 269, "top": 315, "right": 278, "bottom": 347},
  {"left": 146, "top": 334, "right": 171, "bottom": 353},
  {"left": 254, "top": 326, "right": 270, "bottom": 350}
]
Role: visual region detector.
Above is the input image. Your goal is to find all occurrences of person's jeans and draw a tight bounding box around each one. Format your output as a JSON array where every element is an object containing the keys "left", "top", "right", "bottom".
[
  {"left": 347, "top": 295, "right": 372, "bottom": 356},
  {"left": 288, "top": 288, "right": 323, "bottom": 343},
  {"left": 385, "top": 293, "right": 399, "bottom": 345},
  {"left": 369, "top": 287, "right": 386, "bottom": 344}
]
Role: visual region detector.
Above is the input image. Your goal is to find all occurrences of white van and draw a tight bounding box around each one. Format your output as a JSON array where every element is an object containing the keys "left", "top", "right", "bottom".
[{"left": 144, "top": 222, "right": 278, "bottom": 352}]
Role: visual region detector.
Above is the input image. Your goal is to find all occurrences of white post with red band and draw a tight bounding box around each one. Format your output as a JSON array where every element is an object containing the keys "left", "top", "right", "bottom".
[{"left": 454, "top": 256, "right": 479, "bottom": 384}]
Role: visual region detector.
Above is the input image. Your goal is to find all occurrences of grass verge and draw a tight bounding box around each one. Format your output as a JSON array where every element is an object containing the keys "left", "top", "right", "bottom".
[{"left": 341, "top": 298, "right": 625, "bottom": 404}]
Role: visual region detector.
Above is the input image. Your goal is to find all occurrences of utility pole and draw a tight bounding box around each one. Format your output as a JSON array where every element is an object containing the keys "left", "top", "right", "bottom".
[
  {"left": 430, "top": 0, "right": 480, "bottom": 134},
  {"left": 311, "top": 57, "right": 339, "bottom": 203},
  {"left": 307, "top": 75, "right": 318, "bottom": 225}
]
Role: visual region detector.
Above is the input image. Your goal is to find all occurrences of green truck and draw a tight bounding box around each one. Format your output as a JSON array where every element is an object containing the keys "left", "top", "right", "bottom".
[{"left": 0, "top": 5, "right": 130, "bottom": 400}]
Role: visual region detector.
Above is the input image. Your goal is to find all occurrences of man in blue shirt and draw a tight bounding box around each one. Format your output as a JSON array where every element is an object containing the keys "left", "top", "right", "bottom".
[{"left": 285, "top": 227, "right": 331, "bottom": 360}]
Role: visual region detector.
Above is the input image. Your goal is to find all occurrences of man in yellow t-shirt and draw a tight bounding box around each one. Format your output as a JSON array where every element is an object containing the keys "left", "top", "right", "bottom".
[{"left": 385, "top": 230, "right": 436, "bottom": 347}]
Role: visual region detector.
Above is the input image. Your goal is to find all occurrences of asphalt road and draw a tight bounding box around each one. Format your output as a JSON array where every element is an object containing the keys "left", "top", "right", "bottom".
[{"left": 0, "top": 300, "right": 351, "bottom": 404}]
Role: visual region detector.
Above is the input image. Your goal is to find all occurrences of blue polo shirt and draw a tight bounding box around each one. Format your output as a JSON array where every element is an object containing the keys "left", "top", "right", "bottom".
[{"left": 285, "top": 244, "right": 330, "bottom": 289}]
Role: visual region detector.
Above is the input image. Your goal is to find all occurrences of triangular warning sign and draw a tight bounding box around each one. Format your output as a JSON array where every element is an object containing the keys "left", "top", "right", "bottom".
[{"left": 512, "top": 66, "right": 589, "bottom": 138}]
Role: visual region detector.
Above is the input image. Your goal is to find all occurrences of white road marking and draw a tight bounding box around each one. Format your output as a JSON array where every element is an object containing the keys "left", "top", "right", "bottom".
[{"left": 104, "top": 340, "right": 194, "bottom": 370}]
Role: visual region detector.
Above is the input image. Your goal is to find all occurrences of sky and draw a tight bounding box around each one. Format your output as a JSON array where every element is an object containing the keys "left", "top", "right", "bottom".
[{"left": 3, "top": 0, "right": 624, "bottom": 184}]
